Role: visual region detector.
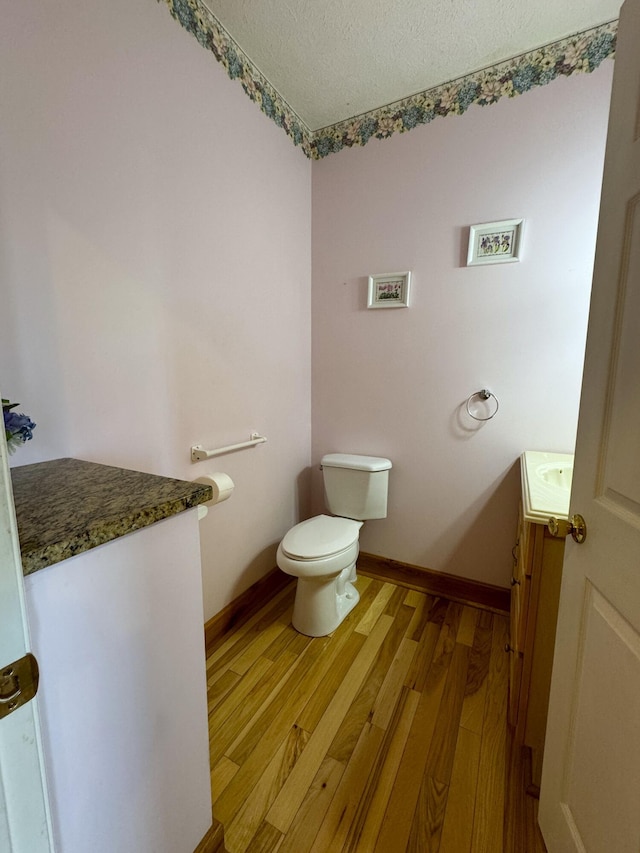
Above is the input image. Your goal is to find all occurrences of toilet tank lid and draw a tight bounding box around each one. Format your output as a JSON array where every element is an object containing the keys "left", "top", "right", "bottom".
[{"left": 321, "top": 453, "right": 392, "bottom": 472}]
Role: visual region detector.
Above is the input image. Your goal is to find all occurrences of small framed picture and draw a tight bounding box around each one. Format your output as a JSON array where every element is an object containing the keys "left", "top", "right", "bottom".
[
  {"left": 467, "top": 219, "right": 524, "bottom": 266},
  {"left": 367, "top": 271, "right": 411, "bottom": 308}
]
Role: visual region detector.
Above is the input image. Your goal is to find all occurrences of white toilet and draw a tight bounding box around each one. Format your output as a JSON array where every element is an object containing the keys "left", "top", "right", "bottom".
[{"left": 277, "top": 453, "right": 392, "bottom": 637}]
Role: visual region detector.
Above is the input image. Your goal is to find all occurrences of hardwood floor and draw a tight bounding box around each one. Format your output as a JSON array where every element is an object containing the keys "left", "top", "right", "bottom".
[{"left": 205, "top": 575, "right": 546, "bottom": 853}]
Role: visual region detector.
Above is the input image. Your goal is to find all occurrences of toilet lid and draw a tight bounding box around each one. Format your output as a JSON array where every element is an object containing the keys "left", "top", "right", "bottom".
[{"left": 281, "top": 515, "right": 362, "bottom": 560}]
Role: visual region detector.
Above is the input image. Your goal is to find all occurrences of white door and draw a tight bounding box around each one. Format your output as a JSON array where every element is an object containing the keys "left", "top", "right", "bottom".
[
  {"left": 538, "top": 0, "right": 640, "bottom": 850},
  {"left": 0, "top": 396, "right": 55, "bottom": 852}
]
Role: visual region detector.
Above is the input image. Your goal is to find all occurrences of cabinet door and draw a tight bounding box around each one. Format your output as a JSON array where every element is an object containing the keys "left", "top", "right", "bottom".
[
  {"left": 24, "top": 511, "right": 212, "bottom": 853},
  {"left": 511, "top": 508, "right": 530, "bottom": 654},
  {"left": 509, "top": 507, "right": 530, "bottom": 726}
]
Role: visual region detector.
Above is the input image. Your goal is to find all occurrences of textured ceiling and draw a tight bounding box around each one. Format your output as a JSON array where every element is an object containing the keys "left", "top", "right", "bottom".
[{"left": 205, "top": 0, "right": 620, "bottom": 130}]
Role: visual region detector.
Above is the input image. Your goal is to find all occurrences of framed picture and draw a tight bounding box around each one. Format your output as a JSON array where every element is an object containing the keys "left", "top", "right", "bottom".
[
  {"left": 367, "top": 271, "right": 411, "bottom": 308},
  {"left": 467, "top": 219, "right": 524, "bottom": 266}
]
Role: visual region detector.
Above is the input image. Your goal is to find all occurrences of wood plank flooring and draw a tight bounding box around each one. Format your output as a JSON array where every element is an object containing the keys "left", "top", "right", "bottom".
[{"left": 205, "top": 576, "right": 546, "bottom": 853}]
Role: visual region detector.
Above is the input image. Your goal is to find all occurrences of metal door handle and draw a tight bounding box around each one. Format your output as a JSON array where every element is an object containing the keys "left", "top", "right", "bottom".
[
  {"left": 548, "top": 514, "right": 587, "bottom": 544},
  {"left": 0, "top": 654, "right": 39, "bottom": 719},
  {"left": 0, "top": 683, "right": 22, "bottom": 705}
]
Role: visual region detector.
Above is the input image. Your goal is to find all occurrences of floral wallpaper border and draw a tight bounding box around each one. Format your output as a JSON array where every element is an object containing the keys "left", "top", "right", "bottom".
[
  {"left": 159, "top": 0, "right": 314, "bottom": 155},
  {"left": 159, "top": 0, "right": 617, "bottom": 160}
]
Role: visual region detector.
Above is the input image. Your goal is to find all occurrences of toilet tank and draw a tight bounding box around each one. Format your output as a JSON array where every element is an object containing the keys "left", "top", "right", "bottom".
[{"left": 321, "top": 453, "right": 392, "bottom": 520}]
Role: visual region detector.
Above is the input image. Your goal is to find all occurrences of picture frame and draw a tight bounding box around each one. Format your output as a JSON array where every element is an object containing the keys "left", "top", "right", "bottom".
[
  {"left": 467, "top": 218, "right": 524, "bottom": 266},
  {"left": 367, "top": 271, "right": 411, "bottom": 309}
]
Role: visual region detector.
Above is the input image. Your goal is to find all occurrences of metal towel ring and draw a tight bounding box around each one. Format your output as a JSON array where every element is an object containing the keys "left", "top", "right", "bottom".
[{"left": 466, "top": 389, "right": 499, "bottom": 421}]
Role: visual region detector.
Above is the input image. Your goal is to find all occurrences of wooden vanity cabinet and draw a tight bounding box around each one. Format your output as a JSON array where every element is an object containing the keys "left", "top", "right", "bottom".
[{"left": 508, "top": 502, "right": 565, "bottom": 790}]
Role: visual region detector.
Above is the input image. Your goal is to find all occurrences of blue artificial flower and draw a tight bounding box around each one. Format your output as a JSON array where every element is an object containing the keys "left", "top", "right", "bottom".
[
  {"left": 3, "top": 400, "right": 36, "bottom": 454},
  {"left": 5, "top": 412, "right": 36, "bottom": 441}
]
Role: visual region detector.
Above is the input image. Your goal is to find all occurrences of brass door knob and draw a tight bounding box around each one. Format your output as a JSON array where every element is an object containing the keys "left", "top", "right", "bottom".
[{"left": 548, "top": 514, "right": 587, "bottom": 544}]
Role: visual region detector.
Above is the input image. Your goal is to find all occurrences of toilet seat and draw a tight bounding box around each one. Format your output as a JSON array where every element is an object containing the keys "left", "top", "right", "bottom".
[
  {"left": 280, "top": 514, "right": 362, "bottom": 560},
  {"left": 277, "top": 539, "right": 360, "bottom": 579}
]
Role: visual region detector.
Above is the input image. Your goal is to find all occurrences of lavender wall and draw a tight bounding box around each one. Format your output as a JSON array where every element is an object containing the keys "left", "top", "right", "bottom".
[
  {"left": 0, "top": 0, "right": 311, "bottom": 620},
  {"left": 311, "top": 65, "right": 614, "bottom": 588},
  {"left": 1, "top": 0, "right": 614, "bottom": 607}
]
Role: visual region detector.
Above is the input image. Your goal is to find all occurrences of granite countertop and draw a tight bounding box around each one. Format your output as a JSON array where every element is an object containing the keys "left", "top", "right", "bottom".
[{"left": 11, "top": 458, "right": 213, "bottom": 576}]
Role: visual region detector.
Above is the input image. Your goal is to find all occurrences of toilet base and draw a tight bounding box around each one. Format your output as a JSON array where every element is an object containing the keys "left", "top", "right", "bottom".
[{"left": 292, "top": 563, "right": 360, "bottom": 637}]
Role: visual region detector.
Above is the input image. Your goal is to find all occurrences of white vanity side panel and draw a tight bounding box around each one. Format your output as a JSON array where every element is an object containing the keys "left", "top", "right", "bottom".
[{"left": 24, "top": 509, "right": 211, "bottom": 853}]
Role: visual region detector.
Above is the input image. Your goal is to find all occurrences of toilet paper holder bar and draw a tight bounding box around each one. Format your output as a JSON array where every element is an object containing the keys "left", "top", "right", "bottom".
[{"left": 191, "top": 433, "right": 267, "bottom": 462}]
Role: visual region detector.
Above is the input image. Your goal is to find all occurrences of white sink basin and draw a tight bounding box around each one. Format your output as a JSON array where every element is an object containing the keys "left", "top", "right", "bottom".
[{"left": 521, "top": 451, "right": 574, "bottom": 523}]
